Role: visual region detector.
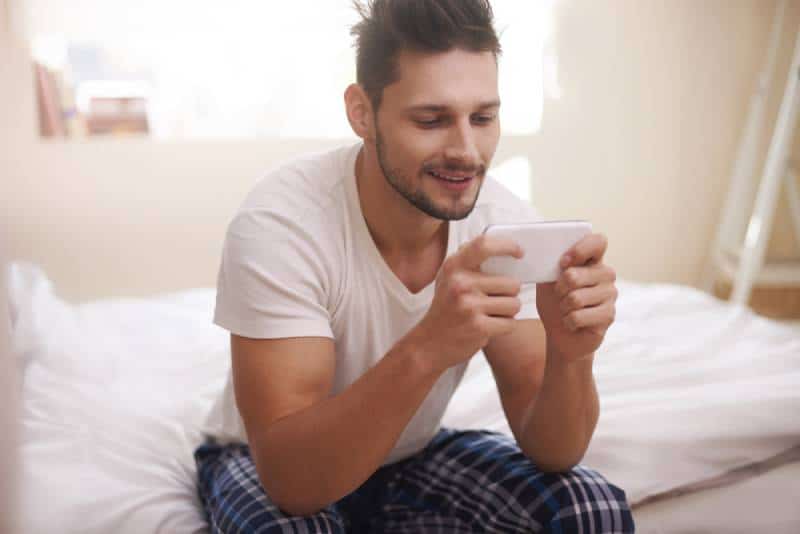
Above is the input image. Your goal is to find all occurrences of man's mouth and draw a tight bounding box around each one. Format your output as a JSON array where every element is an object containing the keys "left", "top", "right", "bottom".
[{"left": 427, "top": 169, "right": 474, "bottom": 183}]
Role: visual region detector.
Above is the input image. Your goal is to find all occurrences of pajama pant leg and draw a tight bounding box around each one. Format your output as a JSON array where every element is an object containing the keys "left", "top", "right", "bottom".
[
  {"left": 194, "top": 441, "right": 347, "bottom": 534},
  {"left": 195, "top": 428, "right": 635, "bottom": 534},
  {"left": 369, "top": 428, "right": 636, "bottom": 533}
]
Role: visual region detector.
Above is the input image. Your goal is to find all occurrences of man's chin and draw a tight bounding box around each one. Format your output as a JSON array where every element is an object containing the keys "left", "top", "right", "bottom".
[
  {"left": 439, "top": 210, "right": 473, "bottom": 221},
  {"left": 421, "top": 198, "right": 478, "bottom": 221},
  {"left": 433, "top": 191, "right": 482, "bottom": 220}
]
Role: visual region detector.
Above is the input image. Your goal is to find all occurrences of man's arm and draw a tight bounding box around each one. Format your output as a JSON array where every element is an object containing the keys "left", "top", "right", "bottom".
[
  {"left": 483, "top": 319, "right": 599, "bottom": 472},
  {"left": 233, "top": 235, "right": 527, "bottom": 517},
  {"left": 484, "top": 232, "right": 617, "bottom": 473},
  {"left": 233, "top": 333, "right": 444, "bottom": 517}
]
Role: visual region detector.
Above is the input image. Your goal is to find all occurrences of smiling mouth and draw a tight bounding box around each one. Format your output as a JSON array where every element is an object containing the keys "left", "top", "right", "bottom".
[{"left": 427, "top": 170, "right": 474, "bottom": 183}]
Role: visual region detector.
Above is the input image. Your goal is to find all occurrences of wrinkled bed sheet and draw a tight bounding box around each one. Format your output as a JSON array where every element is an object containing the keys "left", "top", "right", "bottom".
[{"left": 7, "top": 261, "right": 800, "bottom": 533}]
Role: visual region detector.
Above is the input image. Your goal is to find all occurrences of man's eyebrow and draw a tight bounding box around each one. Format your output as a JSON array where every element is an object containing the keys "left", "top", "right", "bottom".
[{"left": 404, "top": 100, "right": 502, "bottom": 113}]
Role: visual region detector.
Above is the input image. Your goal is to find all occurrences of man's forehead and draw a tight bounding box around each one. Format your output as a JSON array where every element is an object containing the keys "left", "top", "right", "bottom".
[{"left": 385, "top": 48, "right": 499, "bottom": 110}]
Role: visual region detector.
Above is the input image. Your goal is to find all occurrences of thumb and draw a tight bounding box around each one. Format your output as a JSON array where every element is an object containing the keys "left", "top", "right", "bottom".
[
  {"left": 536, "top": 281, "right": 557, "bottom": 294},
  {"left": 535, "top": 282, "right": 558, "bottom": 306}
]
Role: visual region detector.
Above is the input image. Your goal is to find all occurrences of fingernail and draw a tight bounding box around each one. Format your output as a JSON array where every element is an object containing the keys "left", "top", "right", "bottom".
[{"left": 560, "top": 255, "right": 571, "bottom": 267}]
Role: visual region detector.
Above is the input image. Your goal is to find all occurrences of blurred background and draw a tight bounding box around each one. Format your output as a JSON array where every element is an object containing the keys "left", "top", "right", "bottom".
[
  {"left": 1, "top": 0, "right": 798, "bottom": 308},
  {"left": 2, "top": 1, "right": 800, "bottom": 531}
]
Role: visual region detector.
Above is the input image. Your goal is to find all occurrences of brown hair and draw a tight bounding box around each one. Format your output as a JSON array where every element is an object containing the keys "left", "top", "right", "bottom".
[{"left": 351, "top": 0, "right": 502, "bottom": 110}]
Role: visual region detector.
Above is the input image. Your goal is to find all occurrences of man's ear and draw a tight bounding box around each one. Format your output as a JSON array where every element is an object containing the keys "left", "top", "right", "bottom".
[{"left": 344, "top": 84, "right": 376, "bottom": 141}]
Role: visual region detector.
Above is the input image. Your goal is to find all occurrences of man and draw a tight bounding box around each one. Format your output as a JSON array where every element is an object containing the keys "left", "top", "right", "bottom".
[{"left": 195, "top": 1, "right": 635, "bottom": 532}]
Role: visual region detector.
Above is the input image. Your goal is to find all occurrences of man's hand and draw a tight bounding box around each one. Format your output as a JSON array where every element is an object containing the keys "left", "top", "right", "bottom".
[
  {"left": 535, "top": 233, "right": 618, "bottom": 363},
  {"left": 410, "top": 234, "right": 524, "bottom": 373}
]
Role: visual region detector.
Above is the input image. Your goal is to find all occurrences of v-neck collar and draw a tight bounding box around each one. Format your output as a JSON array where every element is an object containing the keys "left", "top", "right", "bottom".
[{"left": 344, "top": 144, "right": 457, "bottom": 311}]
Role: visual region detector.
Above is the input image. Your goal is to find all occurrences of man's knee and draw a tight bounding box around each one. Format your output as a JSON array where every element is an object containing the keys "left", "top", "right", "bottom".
[
  {"left": 539, "top": 465, "right": 635, "bottom": 533},
  {"left": 201, "top": 477, "right": 347, "bottom": 534},
  {"left": 195, "top": 442, "right": 347, "bottom": 534}
]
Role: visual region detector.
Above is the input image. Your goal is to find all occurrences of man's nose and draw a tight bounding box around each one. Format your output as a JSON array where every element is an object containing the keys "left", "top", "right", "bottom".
[{"left": 442, "top": 119, "right": 480, "bottom": 168}]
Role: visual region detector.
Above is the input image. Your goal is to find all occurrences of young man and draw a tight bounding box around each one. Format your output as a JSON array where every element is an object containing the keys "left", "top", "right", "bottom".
[{"left": 195, "top": 1, "right": 634, "bottom": 532}]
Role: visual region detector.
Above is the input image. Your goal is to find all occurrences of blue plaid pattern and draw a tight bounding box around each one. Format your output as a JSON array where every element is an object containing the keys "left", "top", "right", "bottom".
[{"left": 195, "top": 427, "right": 635, "bottom": 533}]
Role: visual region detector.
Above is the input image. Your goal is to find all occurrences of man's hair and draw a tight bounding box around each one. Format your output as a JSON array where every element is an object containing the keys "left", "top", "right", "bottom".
[{"left": 351, "top": 0, "right": 501, "bottom": 110}]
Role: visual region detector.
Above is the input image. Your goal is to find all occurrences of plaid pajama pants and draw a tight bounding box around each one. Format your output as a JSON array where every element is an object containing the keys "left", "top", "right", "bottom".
[{"left": 194, "top": 427, "right": 635, "bottom": 533}]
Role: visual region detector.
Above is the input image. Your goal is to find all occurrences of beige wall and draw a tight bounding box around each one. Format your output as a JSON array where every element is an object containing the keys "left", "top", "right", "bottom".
[
  {"left": 0, "top": 5, "right": 21, "bottom": 534},
  {"left": 2, "top": 0, "right": 798, "bottom": 303},
  {"left": 535, "top": 0, "right": 800, "bottom": 282}
]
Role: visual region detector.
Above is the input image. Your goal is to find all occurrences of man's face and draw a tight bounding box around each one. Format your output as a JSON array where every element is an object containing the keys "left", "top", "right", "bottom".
[{"left": 373, "top": 48, "right": 501, "bottom": 221}]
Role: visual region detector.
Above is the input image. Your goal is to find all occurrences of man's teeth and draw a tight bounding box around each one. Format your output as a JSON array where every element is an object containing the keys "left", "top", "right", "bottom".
[{"left": 431, "top": 171, "right": 471, "bottom": 182}]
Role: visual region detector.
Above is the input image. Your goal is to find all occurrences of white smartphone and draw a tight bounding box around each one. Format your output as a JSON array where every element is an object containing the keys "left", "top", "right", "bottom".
[{"left": 480, "top": 220, "right": 593, "bottom": 283}]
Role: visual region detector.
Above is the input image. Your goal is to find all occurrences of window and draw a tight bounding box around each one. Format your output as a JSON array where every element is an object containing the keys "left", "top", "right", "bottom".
[{"left": 13, "top": 0, "right": 560, "bottom": 140}]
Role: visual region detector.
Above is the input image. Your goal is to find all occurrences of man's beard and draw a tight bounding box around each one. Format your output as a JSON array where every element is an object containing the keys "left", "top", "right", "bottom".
[{"left": 375, "top": 129, "right": 484, "bottom": 221}]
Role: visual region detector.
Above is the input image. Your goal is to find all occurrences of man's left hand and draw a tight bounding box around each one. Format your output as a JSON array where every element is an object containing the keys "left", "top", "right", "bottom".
[{"left": 535, "top": 233, "right": 618, "bottom": 363}]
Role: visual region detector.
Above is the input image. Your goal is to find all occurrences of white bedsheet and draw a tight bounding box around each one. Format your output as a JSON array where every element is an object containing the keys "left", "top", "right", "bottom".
[
  {"left": 443, "top": 280, "right": 800, "bottom": 506},
  {"left": 7, "top": 261, "right": 800, "bottom": 533},
  {"left": 10, "top": 263, "right": 228, "bottom": 533}
]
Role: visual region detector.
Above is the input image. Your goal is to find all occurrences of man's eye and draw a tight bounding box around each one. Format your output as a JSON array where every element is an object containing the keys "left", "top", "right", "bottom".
[
  {"left": 415, "top": 118, "right": 442, "bottom": 127},
  {"left": 473, "top": 114, "right": 496, "bottom": 124}
]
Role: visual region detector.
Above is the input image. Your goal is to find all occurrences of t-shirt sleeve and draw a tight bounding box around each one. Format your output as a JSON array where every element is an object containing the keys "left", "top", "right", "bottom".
[{"left": 213, "top": 208, "right": 335, "bottom": 340}]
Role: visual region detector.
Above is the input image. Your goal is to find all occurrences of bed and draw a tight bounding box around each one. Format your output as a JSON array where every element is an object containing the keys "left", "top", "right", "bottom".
[{"left": 7, "top": 256, "right": 800, "bottom": 533}]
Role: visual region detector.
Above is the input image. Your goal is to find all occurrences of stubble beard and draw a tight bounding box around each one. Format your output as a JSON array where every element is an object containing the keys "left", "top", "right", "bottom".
[{"left": 374, "top": 128, "right": 484, "bottom": 221}]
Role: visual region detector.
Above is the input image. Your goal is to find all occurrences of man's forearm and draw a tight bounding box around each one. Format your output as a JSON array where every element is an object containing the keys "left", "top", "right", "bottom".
[
  {"left": 249, "top": 336, "right": 444, "bottom": 516},
  {"left": 518, "top": 342, "right": 599, "bottom": 472}
]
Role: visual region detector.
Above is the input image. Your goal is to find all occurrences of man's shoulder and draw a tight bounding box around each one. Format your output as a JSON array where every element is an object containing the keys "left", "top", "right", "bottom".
[
  {"left": 231, "top": 143, "right": 359, "bottom": 227},
  {"left": 222, "top": 143, "right": 360, "bottom": 248}
]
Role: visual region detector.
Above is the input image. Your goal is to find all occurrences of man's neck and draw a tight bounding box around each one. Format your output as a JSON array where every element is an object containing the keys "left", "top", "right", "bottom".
[{"left": 355, "top": 146, "right": 447, "bottom": 259}]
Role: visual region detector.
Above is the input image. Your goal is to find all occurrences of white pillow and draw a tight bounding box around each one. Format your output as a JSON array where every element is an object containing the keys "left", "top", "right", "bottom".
[{"left": 10, "top": 262, "right": 228, "bottom": 534}]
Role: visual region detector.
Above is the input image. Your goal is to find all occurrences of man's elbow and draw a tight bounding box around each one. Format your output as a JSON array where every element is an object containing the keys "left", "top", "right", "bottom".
[
  {"left": 272, "top": 496, "right": 325, "bottom": 518},
  {"left": 524, "top": 447, "right": 585, "bottom": 474},
  {"left": 259, "top": 473, "right": 329, "bottom": 518},
  {"left": 535, "top": 457, "right": 581, "bottom": 474},
  {"left": 252, "top": 451, "right": 329, "bottom": 518}
]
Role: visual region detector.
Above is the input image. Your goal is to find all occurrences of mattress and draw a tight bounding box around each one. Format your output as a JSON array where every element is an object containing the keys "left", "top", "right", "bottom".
[
  {"left": 7, "top": 261, "right": 800, "bottom": 533},
  {"left": 632, "top": 456, "right": 800, "bottom": 533}
]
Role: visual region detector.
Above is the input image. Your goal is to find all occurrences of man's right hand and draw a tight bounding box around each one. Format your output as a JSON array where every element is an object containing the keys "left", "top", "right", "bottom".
[{"left": 410, "top": 233, "right": 525, "bottom": 373}]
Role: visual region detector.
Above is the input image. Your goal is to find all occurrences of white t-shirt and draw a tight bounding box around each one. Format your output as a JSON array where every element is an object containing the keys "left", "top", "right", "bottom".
[{"left": 205, "top": 142, "right": 542, "bottom": 465}]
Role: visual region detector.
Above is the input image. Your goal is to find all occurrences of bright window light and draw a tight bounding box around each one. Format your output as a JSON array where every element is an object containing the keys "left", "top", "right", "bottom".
[{"left": 16, "top": 0, "right": 560, "bottom": 140}]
